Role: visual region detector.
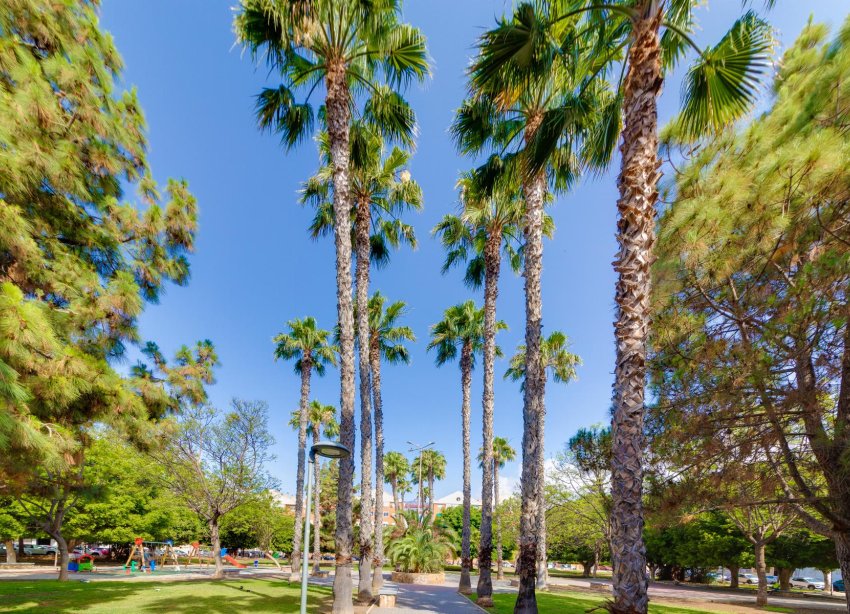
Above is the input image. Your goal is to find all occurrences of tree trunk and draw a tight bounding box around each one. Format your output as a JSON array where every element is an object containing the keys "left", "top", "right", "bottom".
[
  {"left": 834, "top": 530, "right": 850, "bottom": 611},
  {"left": 594, "top": 543, "right": 601, "bottom": 578},
  {"left": 516, "top": 121, "right": 546, "bottom": 613},
  {"left": 459, "top": 343, "right": 474, "bottom": 595},
  {"left": 778, "top": 567, "right": 792, "bottom": 591},
  {"left": 754, "top": 541, "right": 768, "bottom": 607},
  {"left": 55, "top": 534, "right": 69, "bottom": 581},
  {"left": 371, "top": 346, "right": 385, "bottom": 593},
  {"left": 355, "top": 195, "right": 374, "bottom": 603},
  {"left": 428, "top": 470, "right": 435, "bottom": 515},
  {"left": 4, "top": 539, "right": 16, "bottom": 563},
  {"left": 313, "top": 431, "right": 323, "bottom": 576},
  {"left": 477, "top": 231, "right": 501, "bottom": 606},
  {"left": 210, "top": 517, "right": 224, "bottom": 579},
  {"left": 610, "top": 7, "right": 662, "bottom": 614},
  {"left": 327, "top": 64, "right": 356, "bottom": 614},
  {"left": 495, "top": 459, "right": 503, "bottom": 581},
  {"left": 730, "top": 565, "right": 740, "bottom": 589},
  {"left": 292, "top": 359, "right": 312, "bottom": 581},
  {"left": 536, "top": 401, "right": 548, "bottom": 591},
  {"left": 822, "top": 569, "right": 832, "bottom": 595},
  {"left": 583, "top": 562, "right": 594, "bottom": 577}
]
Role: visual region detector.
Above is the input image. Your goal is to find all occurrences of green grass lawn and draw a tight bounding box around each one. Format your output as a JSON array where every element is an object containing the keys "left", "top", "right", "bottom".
[
  {"left": 468, "top": 591, "right": 726, "bottom": 614},
  {"left": 0, "top": 578, "right": 332, "bottom": 613}
]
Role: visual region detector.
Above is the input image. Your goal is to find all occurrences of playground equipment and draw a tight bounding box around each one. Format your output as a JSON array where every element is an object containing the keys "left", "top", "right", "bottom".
[
  {"left": 187, "top": 541, "right": 214, "bottom": 567},
  {"left": 222, "top": 549, "right": 247, "bottom": 569},
  {"left": 124, "top": 538, "right": 181, "bottom": 573}
]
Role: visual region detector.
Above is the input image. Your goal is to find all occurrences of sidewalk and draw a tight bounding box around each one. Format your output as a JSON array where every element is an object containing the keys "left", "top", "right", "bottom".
[{"left": 372, "top": 581, "right": 484, "bottom": 613}]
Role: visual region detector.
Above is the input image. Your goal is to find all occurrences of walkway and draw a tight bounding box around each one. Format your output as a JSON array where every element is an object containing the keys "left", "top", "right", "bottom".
[{"left": 372, "top": 581, "right": 483, "bottom": 613}]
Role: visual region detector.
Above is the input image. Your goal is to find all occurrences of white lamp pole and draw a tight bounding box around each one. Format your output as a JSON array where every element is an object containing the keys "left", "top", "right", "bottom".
[{"left": 300, "top": 441, "right": 351, "bottom": 614}]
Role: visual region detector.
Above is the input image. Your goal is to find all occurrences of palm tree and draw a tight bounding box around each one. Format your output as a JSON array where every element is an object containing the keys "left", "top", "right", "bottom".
[
  {"left": 274, "top": 317, "right": 336, "bottom": 581},
  {"left": 303, "top": 124, "right": 422, "bottom": 596},
  {"left": 434, "top": 168, "right": 524, "bottom": 598},
  {"left": 428, "top": 301, "right": 502, "bottom": 594},
  {"left": 505, "top": 330, "right": 581, "bottom": 589},
  {"left": 366, "top": 292, "right": 415, "bottom": 591},
  {"left": 466, "top": 3, "right": 773, "bottom": 611},
  {"left": 290, "top": 401, "right": 338, "bottom": 575},
  {"left": 412, "top": 449, "right": 447, "bottom": 512},
  {"left": 457, "top": 7, "right": 616, "bottom": 606},
  {"left": 236, "top": 2, "right": 427, "bottom": 607},
  {"left": 384, "top": 451, "right": 411, "bottom": 522},
  {"left": 478, "top": 437, "right": 517, "bottom": 581}
]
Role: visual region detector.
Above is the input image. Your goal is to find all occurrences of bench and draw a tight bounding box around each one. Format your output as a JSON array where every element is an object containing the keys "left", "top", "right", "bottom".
[
  {"left": 378, "top": 586, "right": 398, "bottom": 608},
  {"left": 590, "top": 582, "right": 610, "bottom": 591},
  {"left": 0, "top": 562, "right": 35, "bottom": 570},
  {"left": 312, "top": 570, "right": 329, "bottom": 578},
  {"left": 222, "top": 569, "right": 241, "bottom": 577}
]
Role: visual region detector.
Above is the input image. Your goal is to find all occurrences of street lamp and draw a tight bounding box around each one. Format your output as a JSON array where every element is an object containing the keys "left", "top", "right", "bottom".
[
  {"left": 406, "top": 440, "right": 434, "bottom": 521},
  {"left": 301, "top": 440, "right": 351, "bottom": 614}
]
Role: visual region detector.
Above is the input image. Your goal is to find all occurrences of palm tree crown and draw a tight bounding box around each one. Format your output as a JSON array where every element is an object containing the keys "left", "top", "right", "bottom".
[
  {"left": 428, "top": 301, "right": 504, "bottom": 367},
  {"left": 289, "top": 400, "right": 339, "bottom": 439},
  {"left": 505, "top": 330, "right": 582, "bottom": 387},
  {"left": 302, "top": 123, "right": 423, "bottom": 266},
  {"left": 273, "top": 317, "right": 337, "bottom": 374},
  {"left": 236, "top": 0, "right": 429, "bottom": 150},
  {"left": 368, "top": 292, "right": 416, "bottom": 363}
]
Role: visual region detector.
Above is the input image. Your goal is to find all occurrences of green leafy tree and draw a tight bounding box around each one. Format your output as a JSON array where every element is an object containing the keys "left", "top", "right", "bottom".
[
  {"left": 154, "top": 399, "right": 277, "bottom": 579},
  {"left": 235, "top": 1, "right": 427, "bottom": 605},
  {"left": 650, "top": 17, "right": 850, "bottom": 612},
  {"left": 0, "top": 501, "right": 25, "bottom": 563},
  {"left": 0, "top": 0, "right": 202, "bottom": 581},
  {"left": 274, "top": 317, "right": 336, "bottom": 580}
]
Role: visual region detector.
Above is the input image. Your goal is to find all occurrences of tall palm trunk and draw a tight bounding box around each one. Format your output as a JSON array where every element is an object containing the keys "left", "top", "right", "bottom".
[
  {"left": 536, "top": 375, "right": 548, "bottom": 590},
  {"left": 327, "top": 63, "right": 357, "bottom": 614},
  {"left": 516, "top": 118, "right": 546, "bottom": 614},
  {"left": 610, "top": 7, "right": 662, "bottom": 614},
  {"left": 371, "top": 342, "right": 385, "bottom": 592},
  {"left": 495, "top": 458, "right": 504, "bottom": 581},
  {"left": 477, "top": 231, "right": 502, "bottom": 606},
  {"left": 459, "top": 342, "right": 474, "bottom": 594},
  {"left": 428, "top": 469, "right": 435, "bottom": 513},
  {"left": 355, "top": 196, "right": 374, "bottom": 602},
  {"left": 292, "top": 357, "right": 312, "bottom": 581},
  {"left": 313, "top": 429, "right": 323, "bottom": 575}
]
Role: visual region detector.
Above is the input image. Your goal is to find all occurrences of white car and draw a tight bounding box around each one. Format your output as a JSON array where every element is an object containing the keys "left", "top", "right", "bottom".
[
  {"left": 739, "top": 573, "right": 759, "bottom": 584},
  {"left": 790, "top": 577, "right": 824, "bottom": 590}
]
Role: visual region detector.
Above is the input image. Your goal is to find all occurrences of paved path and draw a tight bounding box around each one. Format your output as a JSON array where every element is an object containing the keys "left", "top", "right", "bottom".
[{"left": 371, "top": 581, "right": 482, "bottom": 613}]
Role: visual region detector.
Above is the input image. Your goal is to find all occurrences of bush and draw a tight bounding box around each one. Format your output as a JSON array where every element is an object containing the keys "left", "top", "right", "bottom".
[{"left": 386, "top": 514, "right": 456, "bottom": 574}]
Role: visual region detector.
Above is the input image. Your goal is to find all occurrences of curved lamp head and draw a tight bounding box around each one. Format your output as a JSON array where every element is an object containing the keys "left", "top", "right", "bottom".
[{"left": 310, "top": 441, "right": 351, "bottom": 461}]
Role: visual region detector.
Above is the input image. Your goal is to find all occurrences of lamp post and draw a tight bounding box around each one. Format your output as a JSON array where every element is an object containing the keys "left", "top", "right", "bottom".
[
  {"left": 406, "top": 441, "right": 434, "bottom": 521},
  {"left": 301, "top": 440, "right": 351, "bottom": 614}
]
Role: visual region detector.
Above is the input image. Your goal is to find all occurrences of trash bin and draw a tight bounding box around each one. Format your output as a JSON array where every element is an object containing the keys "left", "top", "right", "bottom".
[
  {"left": 149, "top": 560, "right": 156, "bottom": 572},
  {"left": 68, "top": 561, "right": 79, "bottom": 572}
]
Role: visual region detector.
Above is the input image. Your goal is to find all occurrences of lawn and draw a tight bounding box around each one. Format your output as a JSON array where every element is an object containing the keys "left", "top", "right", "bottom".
[
  {"left": 469, "top": 591, "right": 729, "bottom": 614},
  {"left": 0, "top": 578, "right": 332, "bottom": 614}
]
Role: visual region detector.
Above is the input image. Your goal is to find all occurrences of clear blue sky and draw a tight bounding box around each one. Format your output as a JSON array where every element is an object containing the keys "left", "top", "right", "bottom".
[{"left": 100, "top": 1, "right": 848, "bottom": 498}]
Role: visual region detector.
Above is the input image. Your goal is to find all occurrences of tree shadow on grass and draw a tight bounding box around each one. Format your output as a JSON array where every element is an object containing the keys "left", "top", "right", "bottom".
[{"left": 0, "top": 579, "right": 332, "bottom": 614}]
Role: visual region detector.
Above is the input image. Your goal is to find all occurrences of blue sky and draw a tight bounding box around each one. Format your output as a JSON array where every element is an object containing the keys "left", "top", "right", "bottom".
[{"left": 101, "top": 1, "right": 848, "bottom": 499}]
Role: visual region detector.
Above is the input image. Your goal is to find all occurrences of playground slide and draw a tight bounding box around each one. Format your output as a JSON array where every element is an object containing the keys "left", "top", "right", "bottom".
[{"left": 224, "top": 554, "right": 247, "bottom": 569}]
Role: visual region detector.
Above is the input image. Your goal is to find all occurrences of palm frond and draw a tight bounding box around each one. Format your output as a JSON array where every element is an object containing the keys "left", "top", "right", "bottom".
[{"left": 679, "top": 11, "right": 774, "bottom": 139}]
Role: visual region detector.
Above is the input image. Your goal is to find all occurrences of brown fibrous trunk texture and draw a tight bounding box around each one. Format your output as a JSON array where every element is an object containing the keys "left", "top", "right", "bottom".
[
  {"left": 459, "top": 342, "right": 474, "bottom": 595},
  {"left": 292, "top": 358, "right": 312, "bottom": 581},
  {"left": 477, "top": 231, "right": 502, "bottom": 606},
  {"left": 371, "top": 344, "right": 385, "bottom": 593},
  {"left": 327, "top": 63, "right": 356, "bottom": 614},
  {"left": 355, "top": 195, "right": 374, "bottom": 602},
  {"left": 610, "top": 8, "right": 663, "bottom": 614}
]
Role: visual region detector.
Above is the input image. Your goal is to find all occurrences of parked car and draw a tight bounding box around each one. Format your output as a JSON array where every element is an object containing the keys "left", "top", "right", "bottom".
[
  {"left": 739, "top": 572, "right": 759, "bottom": 584},
  {"left": 834, "top": 578, "right": 845, "bottom": 592},
  {"left": 23, "top": 545, "right": 55, "bottom": 555},
  {"left": 765, "top": 574, "right": 778, "bottom": 584},
  {"left": 790, "top": 577, "right": 825, "bottom": 590}
]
